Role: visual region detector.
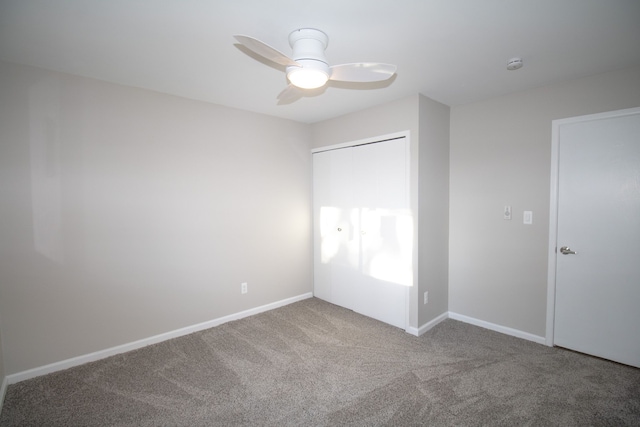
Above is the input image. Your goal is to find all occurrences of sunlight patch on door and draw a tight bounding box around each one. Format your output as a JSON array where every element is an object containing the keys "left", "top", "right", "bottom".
[
  {"left": 319, "top": 206, "right": 341, "bottom": 263},
  {"left": 320, "top": 206, "right": 413, "bottom": 286},
  {"left": 362, "top": 208, "right": 413, "bottom": 287}
]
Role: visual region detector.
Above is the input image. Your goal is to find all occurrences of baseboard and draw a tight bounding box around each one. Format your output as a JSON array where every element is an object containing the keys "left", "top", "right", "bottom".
[
  {"left": 448, "top": 312, "right": 546, "bottom": 345},
  {"left": 0, "top": 375, "right": 7, "bottom": 416},
  {"left": 406, "top": 311, "right": 449, "bottom": 336},
  {"left": 6, "top": 292, "right": 313, "bottom": 385}
]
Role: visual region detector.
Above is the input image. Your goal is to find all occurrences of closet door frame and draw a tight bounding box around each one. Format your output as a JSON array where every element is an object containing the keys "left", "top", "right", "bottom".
[{"left": 312, "top": 131, "right": 412, "bottom": 331}]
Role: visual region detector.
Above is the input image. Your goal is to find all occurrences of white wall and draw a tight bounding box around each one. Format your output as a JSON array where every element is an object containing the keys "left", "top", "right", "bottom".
[
  {"left": 449, "top": 65, "right": 640, "bottom": 337},
  {"left": 0, "top": 61, "right": 313, "bottom": 375}
]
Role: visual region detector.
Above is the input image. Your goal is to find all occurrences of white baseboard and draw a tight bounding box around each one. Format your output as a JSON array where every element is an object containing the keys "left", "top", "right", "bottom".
[
  {"left": 6, "top": 292, "right": 313, "bottom": 386},
  {"left": 406, "top": 311, "right": 449, "bottom": 336},
  {"left": 448, "top": 312, "right": 546, "bottom": 345},
  {"left": 0, "top": 375, "right": 7, "bottom": 416}
]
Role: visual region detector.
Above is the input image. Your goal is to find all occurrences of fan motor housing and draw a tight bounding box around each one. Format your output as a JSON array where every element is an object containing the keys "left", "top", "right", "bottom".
[{"left": 289, "top": 28, "right": 329, "bottom": 63}]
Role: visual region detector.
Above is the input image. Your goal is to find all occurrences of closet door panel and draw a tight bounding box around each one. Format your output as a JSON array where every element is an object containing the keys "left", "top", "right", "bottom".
[
  {"left": 352, "top": 139, "right": 409, "bottom": 328},
  {"left": 313, "top": 148, "right": 358, "bottom": 309}
]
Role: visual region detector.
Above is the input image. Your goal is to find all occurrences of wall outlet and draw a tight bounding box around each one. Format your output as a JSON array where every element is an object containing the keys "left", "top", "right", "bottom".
[
  {"left": 424, "top": 291, "right": 428, "bottom": 305},
  {"left": 503, "top": 205, "right": 512, "bottom": 220},
  {"left": 241, "top": 282, "right": 247, "bottom": 294}
]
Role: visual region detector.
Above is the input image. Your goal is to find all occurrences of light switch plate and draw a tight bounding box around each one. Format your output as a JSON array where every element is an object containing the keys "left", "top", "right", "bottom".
[{"left": 523, "top": 211, "right": 533, "bottom": 225}]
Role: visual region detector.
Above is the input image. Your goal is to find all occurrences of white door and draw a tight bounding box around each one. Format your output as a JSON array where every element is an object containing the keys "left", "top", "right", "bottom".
[
  {"left": 313, "top": 137, "right": 409, "bottom": 329},
  {"left": 552, "top": 108, "right": 640, "bottom": 368},
  {"left": 313, "top": 147, "right": 359, "bottom": 310},
  {"left": 352, "top": 140, "right": 409, "bottom": 328}
]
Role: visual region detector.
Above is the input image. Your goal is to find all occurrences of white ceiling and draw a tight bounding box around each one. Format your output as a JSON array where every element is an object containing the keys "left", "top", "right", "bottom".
[{"left": 1, "top": 0, "right": 639, "bottom": 124}]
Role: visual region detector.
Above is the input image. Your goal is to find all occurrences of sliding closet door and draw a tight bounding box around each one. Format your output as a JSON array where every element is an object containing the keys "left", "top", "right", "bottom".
[{"left": 313, "top": 137, "right": 409, "bottom": 329}]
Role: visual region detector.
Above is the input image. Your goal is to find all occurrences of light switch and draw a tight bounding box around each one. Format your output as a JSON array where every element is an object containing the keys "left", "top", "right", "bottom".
[{"left": 523, "top": 211, "right": 533, "bottom": 225}]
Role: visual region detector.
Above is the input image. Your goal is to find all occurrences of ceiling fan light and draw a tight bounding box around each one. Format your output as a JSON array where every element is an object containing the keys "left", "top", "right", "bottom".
[{"left": 288, "top": 68, "right": 329, "bottom": 89}]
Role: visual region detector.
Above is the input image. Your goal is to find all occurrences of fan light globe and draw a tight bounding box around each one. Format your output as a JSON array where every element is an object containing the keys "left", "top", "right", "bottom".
[{"left": 288, "top": 68, "right": 329, "bottom": 89}]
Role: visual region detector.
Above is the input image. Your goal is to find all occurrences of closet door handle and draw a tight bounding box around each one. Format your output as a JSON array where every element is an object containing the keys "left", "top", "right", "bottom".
[{"left": 337, "top": 228, "right": 342, "bottom": 232}]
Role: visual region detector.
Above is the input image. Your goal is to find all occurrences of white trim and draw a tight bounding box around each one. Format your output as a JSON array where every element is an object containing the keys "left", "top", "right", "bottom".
[
  {"left": 546, "top": 106, "right": 640, "bottom": 347},
  {"left": 406, "top": 312, "right": 449, "bottom": 336},
  {"left": 546, "top": 118, "right": 561, "bottom": 347},
  {"left": 0, "top": 375, "right": 7, "bottom": 415},
  {"left": 311, "top": 130, "right": 410, "bottom": 154},
  {"left": 552, "top": 106, "right": 640, "bottom": 127},
  {"left": 448, "top": 312, "right": 546, "bottom": 345},
  {"left": 6, "top": 293, "right": 313, "bottom": 385},
  {"left": 407, "top": 311, "right": 546, "bottom": 344}
]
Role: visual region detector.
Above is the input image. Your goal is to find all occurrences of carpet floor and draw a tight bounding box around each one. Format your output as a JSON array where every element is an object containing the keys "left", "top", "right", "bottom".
[{"left": 1, "top": 297, "right": 639, "bottom": 426}]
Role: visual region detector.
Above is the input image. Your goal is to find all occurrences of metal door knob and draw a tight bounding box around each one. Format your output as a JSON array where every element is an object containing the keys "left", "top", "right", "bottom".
[{"left": 560, "top": 246, "right": 577, "bottom": 255}]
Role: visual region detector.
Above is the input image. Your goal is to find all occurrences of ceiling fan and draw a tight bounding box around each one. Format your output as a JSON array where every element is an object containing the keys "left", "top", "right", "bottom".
[{"left": 234, "top": 28, "right": 397, "bottom": 103}]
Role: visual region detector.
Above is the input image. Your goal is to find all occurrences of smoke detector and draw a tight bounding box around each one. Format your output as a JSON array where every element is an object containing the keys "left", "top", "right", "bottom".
[{"left": 507, "top": 57, "right": 523, "bottom": 70}]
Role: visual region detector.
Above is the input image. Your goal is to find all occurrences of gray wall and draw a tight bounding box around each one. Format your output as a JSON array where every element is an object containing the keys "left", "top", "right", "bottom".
[
  {"left": 417, "top": 95, "right": 450, "bottom": 326},
  {"left": 0, "top": 61, "right": 313, "bottom": 375},
  {"left": 449, "top": 65, "right": 640, "bottom": 337},
  {"left": 2, "top": 56, "right": 638, "bottom": 379}
]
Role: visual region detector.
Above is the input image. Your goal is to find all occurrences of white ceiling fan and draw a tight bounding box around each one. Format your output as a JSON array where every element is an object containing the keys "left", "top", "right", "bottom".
[{"left": 234, "top": 28, "right": 397, "bottom": 103}]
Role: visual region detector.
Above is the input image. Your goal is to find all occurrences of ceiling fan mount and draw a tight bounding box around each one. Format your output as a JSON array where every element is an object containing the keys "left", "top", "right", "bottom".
[
  {"left": 288, "top": 28, "right": 329, "bottom": 57},
  {"left": 234, "top": 28, "right": 397, "bottom": 102}
]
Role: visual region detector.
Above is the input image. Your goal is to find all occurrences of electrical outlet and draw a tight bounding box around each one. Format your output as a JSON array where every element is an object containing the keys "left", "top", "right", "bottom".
[
  {"left": 503, "top": 205, "right": 512, "bottom": 220},
  {"left": 241, "top": 282, "right": 247, "bottom": 294},
  {"left": 424, "top": 291, "right": 428, "bottom": 305}
]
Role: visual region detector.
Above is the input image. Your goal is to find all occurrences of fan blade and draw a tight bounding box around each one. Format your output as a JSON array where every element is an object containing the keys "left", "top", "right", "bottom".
[
  {"left": 329, "top": 63, "right": 397, "bottom": 83},
  {"left": 234, "top": 35, "right": 300, "bottom": 67},
  {"left": 277, "top": 84, "right": 303, "bottom": 104}
]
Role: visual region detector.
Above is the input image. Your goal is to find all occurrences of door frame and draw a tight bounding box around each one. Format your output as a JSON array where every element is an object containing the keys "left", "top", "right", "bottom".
[
  {"left": 312, "top": 130, "right": 412, "bottom": 331},
  {"left": 545, "top": 106, "right": 640, "bottom": 346}
]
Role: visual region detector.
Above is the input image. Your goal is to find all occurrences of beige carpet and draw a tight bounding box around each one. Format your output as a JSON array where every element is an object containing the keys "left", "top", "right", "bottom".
[{"left": 1, "top": 297, "right": 639, "bottom": 426}]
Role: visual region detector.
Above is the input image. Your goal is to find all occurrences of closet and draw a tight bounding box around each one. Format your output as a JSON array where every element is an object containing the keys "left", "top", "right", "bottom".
[{"left": 313, "top": 136, "right": 410, "bottom": 329}]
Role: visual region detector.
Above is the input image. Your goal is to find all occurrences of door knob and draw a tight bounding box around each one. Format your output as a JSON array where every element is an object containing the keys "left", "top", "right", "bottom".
[{"left": 559, "top": 246, "right": 577, "bottom": 255}]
